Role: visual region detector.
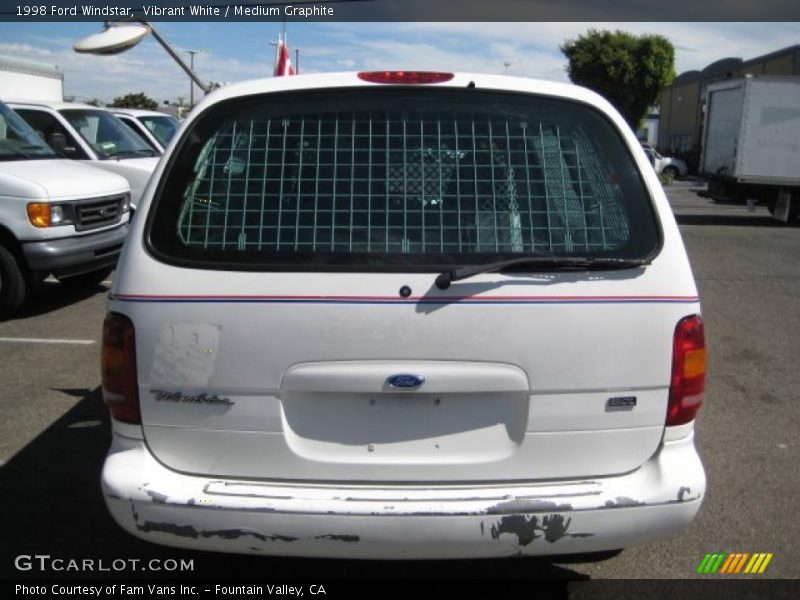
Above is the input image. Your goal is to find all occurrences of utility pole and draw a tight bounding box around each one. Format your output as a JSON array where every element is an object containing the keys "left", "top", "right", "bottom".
[{"left": 183, "top": 49, "right": 209, "bottom": 108}]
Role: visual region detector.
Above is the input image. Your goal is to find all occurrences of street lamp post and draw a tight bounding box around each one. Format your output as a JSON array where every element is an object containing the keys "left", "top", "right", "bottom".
[{"left": 74, "top": 22, "right": 215, "bottom": 96}]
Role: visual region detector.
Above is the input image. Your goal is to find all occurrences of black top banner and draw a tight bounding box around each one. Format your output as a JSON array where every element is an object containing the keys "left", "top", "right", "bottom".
[{"left": 1, "top": 0, "right": 800, "bottom": 22}]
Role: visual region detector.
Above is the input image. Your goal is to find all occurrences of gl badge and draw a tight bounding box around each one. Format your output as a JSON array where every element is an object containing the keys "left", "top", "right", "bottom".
[{"left": 607, "top": 396, "right": 637, "bottom": 409}]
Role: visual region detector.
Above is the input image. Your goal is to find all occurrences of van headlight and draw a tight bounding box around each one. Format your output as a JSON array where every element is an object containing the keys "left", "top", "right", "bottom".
[
  {"left": 26, "top": 203, "right": 74, "bottom": 228},
  {"left": 50, "top": 205, "right": 66, "bottom": 225}
]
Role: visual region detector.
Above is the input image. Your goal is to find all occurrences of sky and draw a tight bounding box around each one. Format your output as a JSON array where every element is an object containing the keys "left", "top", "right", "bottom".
[{"left": 0, "top": 22, "right": 799, "bottom": 104}]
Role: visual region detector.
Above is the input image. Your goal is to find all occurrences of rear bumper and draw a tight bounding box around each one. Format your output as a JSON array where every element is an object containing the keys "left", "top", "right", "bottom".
[
  {"left": 103, "top": 432, "right": 705, "bottom": 559},
  {"left": 22, "top": 223, "right": 128, "bottom": 278}
]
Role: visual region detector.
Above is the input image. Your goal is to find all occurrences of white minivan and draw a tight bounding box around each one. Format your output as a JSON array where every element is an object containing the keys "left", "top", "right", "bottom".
[
  {"left": 7, "top": 100, "right": 159, "bottom": 207},
  {"left": 112, "top": 108, "right": 180, "bottom": 154},
  {"left": 101, "top": 72, "right": 707, "bottom": 559}
]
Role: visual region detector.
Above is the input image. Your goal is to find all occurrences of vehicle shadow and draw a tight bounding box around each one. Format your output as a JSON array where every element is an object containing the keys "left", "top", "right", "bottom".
[
  {"left": 0, "top": 388, "right": 590, "bottom": 582},
  {"left": 676, "top": 214, "right": 789, "bottom": 227},
  {"left": 16, "top": 280, "right": 109, "bottom": 319}
]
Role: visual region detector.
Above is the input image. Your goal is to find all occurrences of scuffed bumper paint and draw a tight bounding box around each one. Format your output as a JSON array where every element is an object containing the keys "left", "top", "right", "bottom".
[{"left": 102, "top": 431, "right": 705, "bottom": 559}]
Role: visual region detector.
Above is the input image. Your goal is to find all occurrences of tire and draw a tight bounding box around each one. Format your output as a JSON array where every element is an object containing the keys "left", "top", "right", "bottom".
[
  {"left": 0, "top": 244, "right": 27, "bottom": 320},
  {"left": 57, "top": 267, "right": 113, "bottom": 288},
  {"left": 663, "top": 166, "right": 679, "bottom": 179},
  {"left": 790, "top": 192, "right": 800, "bottom": 222},
  {"left": 768, "top": 192, "right": 800, "bottom": 222}
]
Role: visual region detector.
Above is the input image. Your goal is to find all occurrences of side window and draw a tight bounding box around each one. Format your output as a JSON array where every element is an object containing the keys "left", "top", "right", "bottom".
[
  {"left": 12, "top": 109, "right": 89, "bottom": 160},
  {"left": 0, "top": 114, "right": 9, "bottom": 141},
  {"left": 119, "top": 117, "right": 140, "bottom": 136},
  {"left": 120, "top": 117, "right": 160, "bottom": 151}
]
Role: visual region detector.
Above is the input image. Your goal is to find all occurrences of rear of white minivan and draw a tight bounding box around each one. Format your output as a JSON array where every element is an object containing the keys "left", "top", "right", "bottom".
[{"left": 101, "top": 72, "right": 706, "bottom": 558}]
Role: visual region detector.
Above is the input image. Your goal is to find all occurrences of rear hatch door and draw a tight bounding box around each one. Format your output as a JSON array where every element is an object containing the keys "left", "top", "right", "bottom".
[{"left": 119, "top": 80, "right": 698, "bottom": 482}]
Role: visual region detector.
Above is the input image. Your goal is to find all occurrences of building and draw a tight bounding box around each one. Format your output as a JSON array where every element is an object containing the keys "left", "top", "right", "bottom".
[
  {"left": 0, "top": 55, "right": 63, "bottom": 102},
  {"left": 658, "top": 45, "right": 800, "bottom": 153},
  {"left": 637, "top": 106, "right": 659, "bottom": 147}
]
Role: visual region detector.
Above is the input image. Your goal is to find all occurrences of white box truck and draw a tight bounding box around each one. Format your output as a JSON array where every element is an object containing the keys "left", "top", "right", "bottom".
[
  {"left": 701, "top": 76, "right": 800, "bottom": 221},
  {"left": 0, "top": 55, "right": 63, "bottom": 103}
]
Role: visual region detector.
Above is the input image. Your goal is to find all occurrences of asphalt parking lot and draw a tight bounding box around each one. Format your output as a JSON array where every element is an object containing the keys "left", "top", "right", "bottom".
[{"left": 1, "top": 179, "right": 798, "bottom": 581}]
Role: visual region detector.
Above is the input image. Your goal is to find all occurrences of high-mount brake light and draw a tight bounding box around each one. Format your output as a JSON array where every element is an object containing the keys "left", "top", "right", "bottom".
[
  {"left": 101, "top": 312, "right": 140, "bottom": 424},
  {"left": 357, "top": 71, "right": 454, "bottom": 84},
  {"left": 667, "top": 315, "right": 706, "bottom": 426}
]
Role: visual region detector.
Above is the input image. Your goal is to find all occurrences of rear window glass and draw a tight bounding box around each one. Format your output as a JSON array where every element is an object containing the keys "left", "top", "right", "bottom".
[{"left": 148, "top": 88, "right": 658, "bottom": 270}]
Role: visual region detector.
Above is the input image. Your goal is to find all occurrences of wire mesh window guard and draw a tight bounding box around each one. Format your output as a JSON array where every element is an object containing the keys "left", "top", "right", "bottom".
[{"left": 173, "top": 94, "right": 639, "bottom": 260}]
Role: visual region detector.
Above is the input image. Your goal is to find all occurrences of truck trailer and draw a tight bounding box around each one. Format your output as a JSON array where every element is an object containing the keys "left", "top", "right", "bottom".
[
  {"left": 0, "top": 55, "right": 63, "bottom": 103},
  {"left": 701, "top": 76, "right": 800, "bottom": 221}
]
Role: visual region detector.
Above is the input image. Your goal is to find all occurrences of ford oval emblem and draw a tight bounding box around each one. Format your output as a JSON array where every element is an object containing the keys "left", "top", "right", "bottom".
[{"left": 386, "top": 373, "right": 425, "bottom": 389}]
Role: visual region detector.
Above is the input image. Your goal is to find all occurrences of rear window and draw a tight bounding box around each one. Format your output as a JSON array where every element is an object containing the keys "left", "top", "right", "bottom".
[{"left": 148, "top": 88, "right": 659, "bottom": 270}]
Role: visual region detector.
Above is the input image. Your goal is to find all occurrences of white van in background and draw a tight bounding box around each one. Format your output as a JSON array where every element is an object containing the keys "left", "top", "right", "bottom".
[
  {"left": 101, "top": 72, "right": 706, "bottom": 559},
  {"left": 643, "top": 146, "right": 688, "bottom": 179},
  {"left": 112, "top": 108, "right": 180, "bottom": 153},
  {"left": 7, "top": 100, "right": 158, "bottom": 208},
  {"left": 0, "top": 100, "right": 130, "bottom": 318}
]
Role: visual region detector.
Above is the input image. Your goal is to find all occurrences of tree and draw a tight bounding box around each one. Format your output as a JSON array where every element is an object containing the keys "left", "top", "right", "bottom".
[
  {"left": 561, "top": 30, "right": 675, "bottom": 129},
  {"left": 109, "top": 92, "right": 158, "bottom": 111}
]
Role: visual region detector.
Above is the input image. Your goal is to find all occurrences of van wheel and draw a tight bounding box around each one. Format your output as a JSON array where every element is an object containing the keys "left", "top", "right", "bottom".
[
  {"left": 791, "top": 192, "right": 800, "bottom": 222},
  {"left": 57, "top": 267, "right": 113, "bottom": 288},
  {"left": 0, "top": 245, "right": 27, "bottom": 320},
  {"left": 768, "top": 193, "right": 800, "bottom": 222},
  {"left": 663, "top": 166, "right": 679, "bottom": 178}
]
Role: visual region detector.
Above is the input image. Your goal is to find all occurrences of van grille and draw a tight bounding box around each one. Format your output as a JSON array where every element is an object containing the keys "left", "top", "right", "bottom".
[{"left": 74, "top": 195, "right": 124, "bottom": 232}]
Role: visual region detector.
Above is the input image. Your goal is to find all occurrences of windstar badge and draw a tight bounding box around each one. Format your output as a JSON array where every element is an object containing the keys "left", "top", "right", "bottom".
[{"left": 150, "top": 389, "right": 233, "bottom": 406}]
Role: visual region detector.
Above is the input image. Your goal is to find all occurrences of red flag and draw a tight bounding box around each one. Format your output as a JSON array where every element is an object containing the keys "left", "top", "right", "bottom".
[{"left": 273, "top": 35, "right": 295, "bottom": 77}]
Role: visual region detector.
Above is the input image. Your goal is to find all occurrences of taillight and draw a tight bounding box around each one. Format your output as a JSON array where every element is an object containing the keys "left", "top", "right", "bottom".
[
  {"left": 101, "top": 312, "right": 140, "bottom": 424},
  {"left": 357, "top": 71, "right": 454, "bottom": 84},
  {"left": 667, "top": 315, "right": 706, "bottom": 426}
]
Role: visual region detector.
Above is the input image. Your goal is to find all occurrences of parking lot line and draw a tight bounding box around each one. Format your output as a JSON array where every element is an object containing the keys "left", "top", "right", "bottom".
[{"left": 0, "top": 337, "right": 95, "bottom": 345}]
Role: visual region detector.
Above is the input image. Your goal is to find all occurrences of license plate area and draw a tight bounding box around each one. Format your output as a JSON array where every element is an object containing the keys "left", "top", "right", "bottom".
[{"left": 280, "top": 390, "right": 528, "bottom": 465}]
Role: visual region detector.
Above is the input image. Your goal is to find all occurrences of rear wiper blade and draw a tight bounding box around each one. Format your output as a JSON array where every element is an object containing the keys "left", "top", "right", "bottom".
[{"left": 435, "top": 256, "right": 649, "bottom": 289}]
